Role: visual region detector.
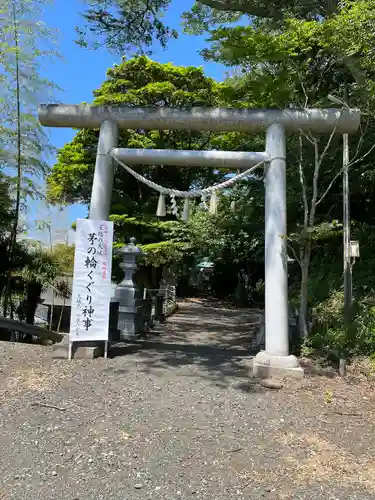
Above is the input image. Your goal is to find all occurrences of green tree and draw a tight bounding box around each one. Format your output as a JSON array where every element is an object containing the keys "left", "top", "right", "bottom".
[
  {"left": 0, "top": 0, "right": 59, "bottom": 316},
  {"left": 200, "top": 1, "right": 375, "bottom": 337},
  {"left": 48, "top": 57, "right": 268, "bottom": 291},
  {"left": 50, "top": 243, "right": 75, "bottom": 275},
  {"left": 75, "top": 0, "right": 333, "bottom": 53},
  {"left": 182, "top": 181, "right": 265, "bottom": 301},
  {"left": 47, "top": 56, "right": 239, "bottom": 214}
]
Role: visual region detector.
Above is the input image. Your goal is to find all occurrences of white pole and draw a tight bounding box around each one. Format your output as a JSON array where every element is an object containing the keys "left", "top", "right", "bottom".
[
  {"left": 343, "top": 133, "right": 352, "bottom": 326},
  {"left": 264, "top": 123, "right": 288, "bottom": 356},
  {"left": 89, "top": 120, "right": 119, "bottom": 220},
  {"left": 253, "top": 124, "right": 302, "bottom": 377}
]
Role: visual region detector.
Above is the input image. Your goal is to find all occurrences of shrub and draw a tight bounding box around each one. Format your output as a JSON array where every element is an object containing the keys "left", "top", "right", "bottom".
[
  {"left": 302, "top": 291, "right": 346, "bottom": 359},
  {"left": 303, "top": 290, "right": 375, "bottom": 359},
  {"left": 352, "top": 296, "right": 375, "bottom": 356}
]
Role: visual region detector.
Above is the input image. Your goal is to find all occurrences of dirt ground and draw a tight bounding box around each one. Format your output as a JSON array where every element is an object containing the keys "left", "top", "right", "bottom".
[{"left": 1, "top": 299, "right": 375, "bottom": 500}]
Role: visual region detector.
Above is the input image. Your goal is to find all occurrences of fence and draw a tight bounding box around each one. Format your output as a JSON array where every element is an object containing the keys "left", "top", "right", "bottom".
[
  {"left": 142, "top": 284, "right": 177, "bottom": 330},
  {"left": 0, "top": 315, "right": 63, "bottom": 343}
]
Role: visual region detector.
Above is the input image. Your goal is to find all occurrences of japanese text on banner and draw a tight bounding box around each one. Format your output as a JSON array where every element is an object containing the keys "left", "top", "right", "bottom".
[{"left": 69, "top": 219, "right": 114, "bottom": 342}]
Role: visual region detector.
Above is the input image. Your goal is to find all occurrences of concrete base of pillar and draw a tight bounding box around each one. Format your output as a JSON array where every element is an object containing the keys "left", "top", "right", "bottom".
[
  {"left": 253, "top": 351, "right": 304, "bottom": 379},
  {"left": 52, "top": 335, "right": 104, "bottom": 359}
]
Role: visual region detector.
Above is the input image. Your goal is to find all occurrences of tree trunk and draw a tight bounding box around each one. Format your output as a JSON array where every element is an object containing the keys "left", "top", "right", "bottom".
[
  {"left": 57, "top": 299, "right": 65, "bottom": 333},
  {"left": 49, "top": 289, "right": 55, "bottom": 330},
  {"left": 299, "top": 244, "right": 312, "bottom": 339},
  {"left": 26, "top": 281, "right": 43, "bottom": 325},
  {"left": 3, "top": 1, "right": 22, "bottom": 317}
]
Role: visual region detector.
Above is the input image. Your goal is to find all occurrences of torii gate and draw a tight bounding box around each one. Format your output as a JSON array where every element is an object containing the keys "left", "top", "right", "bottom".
[{"left": 38, "top": 104, "right": 360, "bottom": 377}]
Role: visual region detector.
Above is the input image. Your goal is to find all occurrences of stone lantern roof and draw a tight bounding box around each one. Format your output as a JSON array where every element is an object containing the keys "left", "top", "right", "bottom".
[{"left": 117, "top": 237, "right": 143, "bottom": 256}]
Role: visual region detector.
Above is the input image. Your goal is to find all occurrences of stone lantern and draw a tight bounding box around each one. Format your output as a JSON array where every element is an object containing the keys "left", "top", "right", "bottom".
[{"left": 112, "top": 237, "right": 144, "bottom": 340}]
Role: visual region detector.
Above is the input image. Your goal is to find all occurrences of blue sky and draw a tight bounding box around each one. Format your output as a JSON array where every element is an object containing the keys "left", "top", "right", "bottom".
[{"left": 30, "top": 0, "right": 226, "bottom": 243}]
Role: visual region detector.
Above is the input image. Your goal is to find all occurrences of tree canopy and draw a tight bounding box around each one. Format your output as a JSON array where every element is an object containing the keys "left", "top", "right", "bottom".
[
  {"left": 48, "top": 56, "right": 234, "bottom": 211},
  {"left": 76, "top": 0, "right": 339, "bottom": 53},
  {"left": 47, "top": 55, "right": 265, "bottom": 234}
]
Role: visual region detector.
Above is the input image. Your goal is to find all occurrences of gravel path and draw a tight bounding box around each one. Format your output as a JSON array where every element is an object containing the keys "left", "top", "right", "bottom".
[{"left": 1, "top": 299, "right": 375, "bottom": 500}]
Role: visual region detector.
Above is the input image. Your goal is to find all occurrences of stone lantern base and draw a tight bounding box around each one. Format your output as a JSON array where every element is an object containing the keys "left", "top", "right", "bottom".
[{"left": 117, "top": 301, "right": 145, "bottom": 340}]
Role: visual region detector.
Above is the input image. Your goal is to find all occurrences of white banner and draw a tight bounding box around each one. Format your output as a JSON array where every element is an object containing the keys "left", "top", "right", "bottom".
[{"left": 69, "top": 219, "right": 114, "bottom": 342}]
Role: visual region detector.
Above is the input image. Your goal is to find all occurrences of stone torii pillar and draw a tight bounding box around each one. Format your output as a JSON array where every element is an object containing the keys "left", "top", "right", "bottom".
[
  {"left": 89, "top": 120, "right": 119, "bottom": 220},
  {"left": 38, "top": 104, "right": 360, "bottom": 375}
]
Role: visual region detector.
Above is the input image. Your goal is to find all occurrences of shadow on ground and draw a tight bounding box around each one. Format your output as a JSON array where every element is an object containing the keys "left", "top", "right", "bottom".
[
  {"left": 109, "top": 342, "right": 263, "bottom": 392},
  {"left": 109, "top": 300, "right": 261, "bottom": 389}
]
